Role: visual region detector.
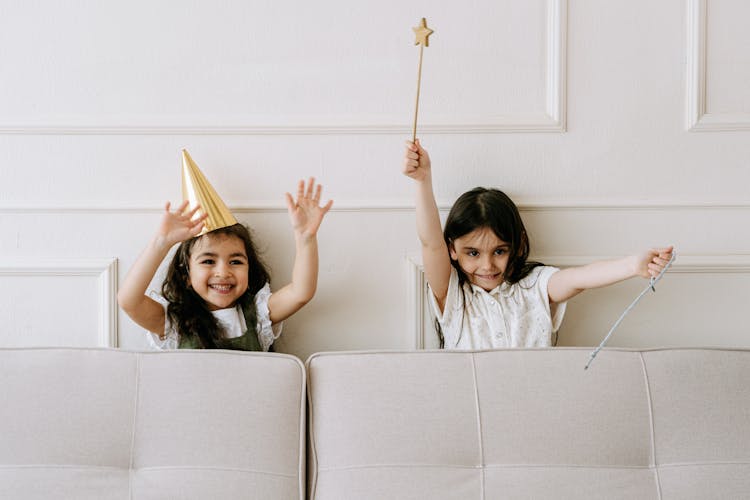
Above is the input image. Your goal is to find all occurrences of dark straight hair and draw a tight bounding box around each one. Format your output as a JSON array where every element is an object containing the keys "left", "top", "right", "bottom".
[{"left": 444, "top": 187, "right": 541, "bottom": 286}]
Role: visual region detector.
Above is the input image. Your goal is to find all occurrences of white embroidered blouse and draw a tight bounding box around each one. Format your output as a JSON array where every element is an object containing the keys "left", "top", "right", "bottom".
[
  {"left": 429, "top": 266, "right": 566, "bottom": 349},
  {"left": 146, "top": 282, "right": 282, "bottom": 351}
]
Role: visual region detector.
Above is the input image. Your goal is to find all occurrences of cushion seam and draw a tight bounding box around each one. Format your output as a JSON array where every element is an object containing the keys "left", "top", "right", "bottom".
[
  {"left": 128, "top": 353, "right": 141, "bottom": 500},
  {"left": 470, "top": 353, "right": 485, "bottom": 499},
  {"left": 639, "top": 352, "right": 662, "bottom": 500}
]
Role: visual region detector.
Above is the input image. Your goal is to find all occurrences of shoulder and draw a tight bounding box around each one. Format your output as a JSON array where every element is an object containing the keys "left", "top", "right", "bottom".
[
  {"left": 253, "top": 282, "right": 282, "bottom": 351},
  {"left": 511, "top": 265, "right": 560, "bottom": 295},
  {"left": 253, "top": 282, "right": 273, "bottom": 310}
]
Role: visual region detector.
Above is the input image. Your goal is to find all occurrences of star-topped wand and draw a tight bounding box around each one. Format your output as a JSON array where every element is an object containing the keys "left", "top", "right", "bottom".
[{"left": 412, "top": 17, "right": 434, "bottom": 142}]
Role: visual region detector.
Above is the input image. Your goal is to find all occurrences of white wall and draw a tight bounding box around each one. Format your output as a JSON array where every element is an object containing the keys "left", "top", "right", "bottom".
[{"left": 1, "top": 0, "right": 748, "bottom": 360}]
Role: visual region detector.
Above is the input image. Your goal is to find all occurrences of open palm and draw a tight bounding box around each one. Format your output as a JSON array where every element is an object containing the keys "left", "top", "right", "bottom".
[
  {"left": 158, "top": 201, "right": 207, "bottom": 246},
  {"left": 285, "top": 178, "right": 333, "bottom": 238}
]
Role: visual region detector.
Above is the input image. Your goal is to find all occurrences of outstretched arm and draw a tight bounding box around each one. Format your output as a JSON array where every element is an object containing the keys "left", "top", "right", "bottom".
[
  {"left": 547, "top": 246, "right": 675, "bottom": 304},
  {"left": 117, "top": 201, "right": 206, "bottom": 335},
  {"left": 268, "top": 178, "right": 333, "bottom": 323},
  {"left": 403, "top": 139, "right": 452, "bottom": 312}
]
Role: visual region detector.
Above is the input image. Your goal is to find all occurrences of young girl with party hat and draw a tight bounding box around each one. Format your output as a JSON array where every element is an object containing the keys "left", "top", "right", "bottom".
[
  {"left": 403, "top": 140, "right": 674, "bottom": 349},
  {"left": 118, "top": 150, "right": 332, "bottom": 350}
]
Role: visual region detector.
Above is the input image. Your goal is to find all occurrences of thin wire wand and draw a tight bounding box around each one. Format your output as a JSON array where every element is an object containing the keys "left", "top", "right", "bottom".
[{"left": 584, "top": 252, "right": 677, "bottom": 370}]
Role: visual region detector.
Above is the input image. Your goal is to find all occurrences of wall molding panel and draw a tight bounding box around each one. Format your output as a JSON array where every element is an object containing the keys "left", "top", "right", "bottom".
[
  {"left": 686, "top": 0, "right": 750, "bottom": 131},
  {"left": 2, "top": 199, "right": 750, "bottom": 215},
  {"left": 0, "top": 259, "right": 119, "bottom": 347},
  {"left": 0, "top": 0, "right": 567, "bottom": 136}
]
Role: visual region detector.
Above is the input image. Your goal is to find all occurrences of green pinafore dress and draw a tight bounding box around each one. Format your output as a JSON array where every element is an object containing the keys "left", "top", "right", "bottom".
[{"left": 177, "top": 303, "right": 264, "bottom": 351}]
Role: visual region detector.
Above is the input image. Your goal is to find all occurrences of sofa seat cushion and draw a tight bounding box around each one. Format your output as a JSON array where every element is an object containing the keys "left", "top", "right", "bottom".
[
  {"left": 0, "top": 348, "right": 306, "bottom": 500},
  {"left": 306, "top": 348, "right": 750, "bottom": 500}
]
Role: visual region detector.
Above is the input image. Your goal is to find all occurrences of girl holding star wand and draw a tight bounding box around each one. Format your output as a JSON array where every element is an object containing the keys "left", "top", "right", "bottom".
[
  {"left": 119, "top": 168, "right": 332, "bottom": 351},
  {"left": 403, "top": 139, "right": 674, "bottom": 349}
]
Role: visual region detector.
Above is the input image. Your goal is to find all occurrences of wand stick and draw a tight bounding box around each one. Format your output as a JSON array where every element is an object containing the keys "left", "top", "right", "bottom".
[
  {"left": 584, "top": 252, "right": 677, "bottom": 370},
  {"left": 412, "top": 18, "right": 433, "bottom": 142},
  {"left": 413, "top": 44, "right": 424, "bottom": 142}
]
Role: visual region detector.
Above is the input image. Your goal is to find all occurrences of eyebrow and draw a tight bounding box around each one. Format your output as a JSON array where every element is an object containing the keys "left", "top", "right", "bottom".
[
  {"left": 194, "top": 252, "right": 247, "bottom": 259},
  {"left": 463, "top": 244, "right": 510, "bottom": 251}
]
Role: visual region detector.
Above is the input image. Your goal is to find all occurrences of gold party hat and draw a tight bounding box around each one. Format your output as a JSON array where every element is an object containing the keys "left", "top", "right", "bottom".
[{"left": 181, "top": 149, "right": 237, "bottom": 235}]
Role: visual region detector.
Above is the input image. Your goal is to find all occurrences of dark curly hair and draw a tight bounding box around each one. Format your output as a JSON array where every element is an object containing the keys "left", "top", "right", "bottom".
[{"left": 161, "top": 223, "right": 270, "bottom": 348}]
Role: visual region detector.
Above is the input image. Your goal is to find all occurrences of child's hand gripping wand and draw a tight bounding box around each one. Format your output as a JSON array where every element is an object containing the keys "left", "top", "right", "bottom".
[{"left": 584, "top": 252, "right": 677, "bottom": 370}]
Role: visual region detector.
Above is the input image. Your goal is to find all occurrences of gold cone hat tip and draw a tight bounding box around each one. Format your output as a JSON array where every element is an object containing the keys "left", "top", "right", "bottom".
[{"left": 181, "top": 149, "right": 237, "bottom": 235}]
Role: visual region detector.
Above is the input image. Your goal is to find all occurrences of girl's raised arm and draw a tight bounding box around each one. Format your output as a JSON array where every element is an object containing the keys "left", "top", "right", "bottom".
[
  {"left": 547, "top": 246, "right": 675, "bottom": 304},
  {"left": 117, "top": 201, "right": 206, "bottom": 336},
  {"left": 267, "top": 178, "right": 332, "bottom": 323},
  {"left": 403, "top": 140, "right": 452, "bottom": 312}
]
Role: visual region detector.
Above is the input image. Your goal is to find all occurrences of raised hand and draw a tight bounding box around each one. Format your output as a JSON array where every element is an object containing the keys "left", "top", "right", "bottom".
[
  {"left": 403, "top": 139, "right": 431, "bottom": 182},
  {"left": 157, "top": 200, "right": 207, "bottom": 246},
  {"left": 285, "top": 178, "right": 333, "bottom": 238},
  {"left": 632, "top": 246, "right": 675, "bottom": 279}
]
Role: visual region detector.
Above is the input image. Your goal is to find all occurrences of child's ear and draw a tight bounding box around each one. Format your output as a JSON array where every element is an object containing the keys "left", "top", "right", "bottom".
[{"left": 448, "top": 240, "right": 458, "bottom": 260}]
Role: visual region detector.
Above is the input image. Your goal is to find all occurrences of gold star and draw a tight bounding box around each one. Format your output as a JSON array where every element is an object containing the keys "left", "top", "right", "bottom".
[{"left": 412, "top": 18, "right": 434, "bottom": 47}]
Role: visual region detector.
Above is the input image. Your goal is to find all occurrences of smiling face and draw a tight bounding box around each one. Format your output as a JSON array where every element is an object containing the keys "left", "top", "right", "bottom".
[
  {"left": 449, "top": 226, "right": 510, "bottom": 292},
  {"left": 187, "top": 233, "right": 249, "bottom": 311}
]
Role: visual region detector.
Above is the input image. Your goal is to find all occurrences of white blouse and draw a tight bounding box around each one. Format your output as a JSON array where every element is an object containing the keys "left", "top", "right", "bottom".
[
  {"left": 146, "top": 282, "right": 282, "bottom": 351},
  {"left": 429, "top": 266, "right": 566, "bottom": 350}
]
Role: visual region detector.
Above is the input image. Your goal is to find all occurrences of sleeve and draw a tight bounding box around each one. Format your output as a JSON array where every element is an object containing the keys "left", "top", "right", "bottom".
[
  {"left": 427, "top": 267, "right": 463, "bottom": 348},
  {"left": 254, "top": 283, "right": 283, "bottom": 352},
  {"left": 535, "top": 266, "right": 567, "bottom": 333},
  {"left": 145, "top": 290, "right": 179, "bottom": 350}
]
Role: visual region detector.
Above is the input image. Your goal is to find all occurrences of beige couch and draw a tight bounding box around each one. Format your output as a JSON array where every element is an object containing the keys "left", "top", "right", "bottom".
[
  {"left": 307, "top": 348, "right": 750, "bottom": 500},
  {"left": 3, "top": 347, "right": 749, "bottom": 499},
  {"left": 0, "top": 348, "right": 306, "bottom": 500}
]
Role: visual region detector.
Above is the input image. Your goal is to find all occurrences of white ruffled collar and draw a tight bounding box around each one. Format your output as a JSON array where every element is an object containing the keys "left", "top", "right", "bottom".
[{"left": 212, "top": 306, "right": 247, "bottom": 339}]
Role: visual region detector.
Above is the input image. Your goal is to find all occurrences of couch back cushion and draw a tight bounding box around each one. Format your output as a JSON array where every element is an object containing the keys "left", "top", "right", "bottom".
[
  {"left": 306, "top": 348, "right": 750, "bottom": 500},
  {"left": 0, "top": 348, "right": 305, "bottom": 500}
]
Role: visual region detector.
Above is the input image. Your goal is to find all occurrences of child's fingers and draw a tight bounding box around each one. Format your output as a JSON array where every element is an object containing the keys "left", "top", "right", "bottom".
[
  {"left": 284, "top": 192, "right": 296, "bottom": 213},
  {"left": 306, "top": 177, "right": 316, "bottom": 198},
  {"left": 321, "top": 199, "right": 333, "bottom": 214},
  {"left": 296, "top": 180, "right": 305, "bottom": 200},
  {"left": 652, "top": 246, "right": 674, "bottom": 257},
  {"left": 189, "top": 219, "right": 206, "bottom": 235},
  {"left": 184, "top": 203, "right": 203, "bottom": 220},
  {"left": 313, "top": 183, "right": 322, "bottom": 203},
  {"left": 404, "top": 140, "right": 417, "bottom": 152},
  {"left": 403, "top": 162, "right": 418, "bottom": 176},
  {"left": 186, "top": 211, "right": 207, "bottom": 228},
  {"left": 403, "top": 157, "right": 418, "bottom": 169}
]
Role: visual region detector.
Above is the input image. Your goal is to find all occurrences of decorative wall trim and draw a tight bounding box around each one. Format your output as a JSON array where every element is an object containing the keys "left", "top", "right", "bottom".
[
  {"left": 1, "top": 199, "right": 750, "bottom": 215},
  {"left": 407, "top": 255, "right": 429, "bottom": 349},
  {"left": 0, "top": 259, "right": 119, "bottom": 347},
  {"left": 406, "top": 255, "right": 750, "bottom": 348},
  {"left": 686, "top": 0, "right": 750, "bottom": 131},
  {"left": 0, "top": 0, "right": 566, "bottom": 136}
]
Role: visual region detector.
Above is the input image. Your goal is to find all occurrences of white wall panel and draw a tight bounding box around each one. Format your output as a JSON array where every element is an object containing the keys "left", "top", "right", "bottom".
[
  {"left": 0, "top": 260, "right": 117, "bottom": 347},
  {"left": 687, "top": 0, "right": 750, "bottom": 130},
  {"left": 0, "top": 0, "right": 564, "bottom": 133}
]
